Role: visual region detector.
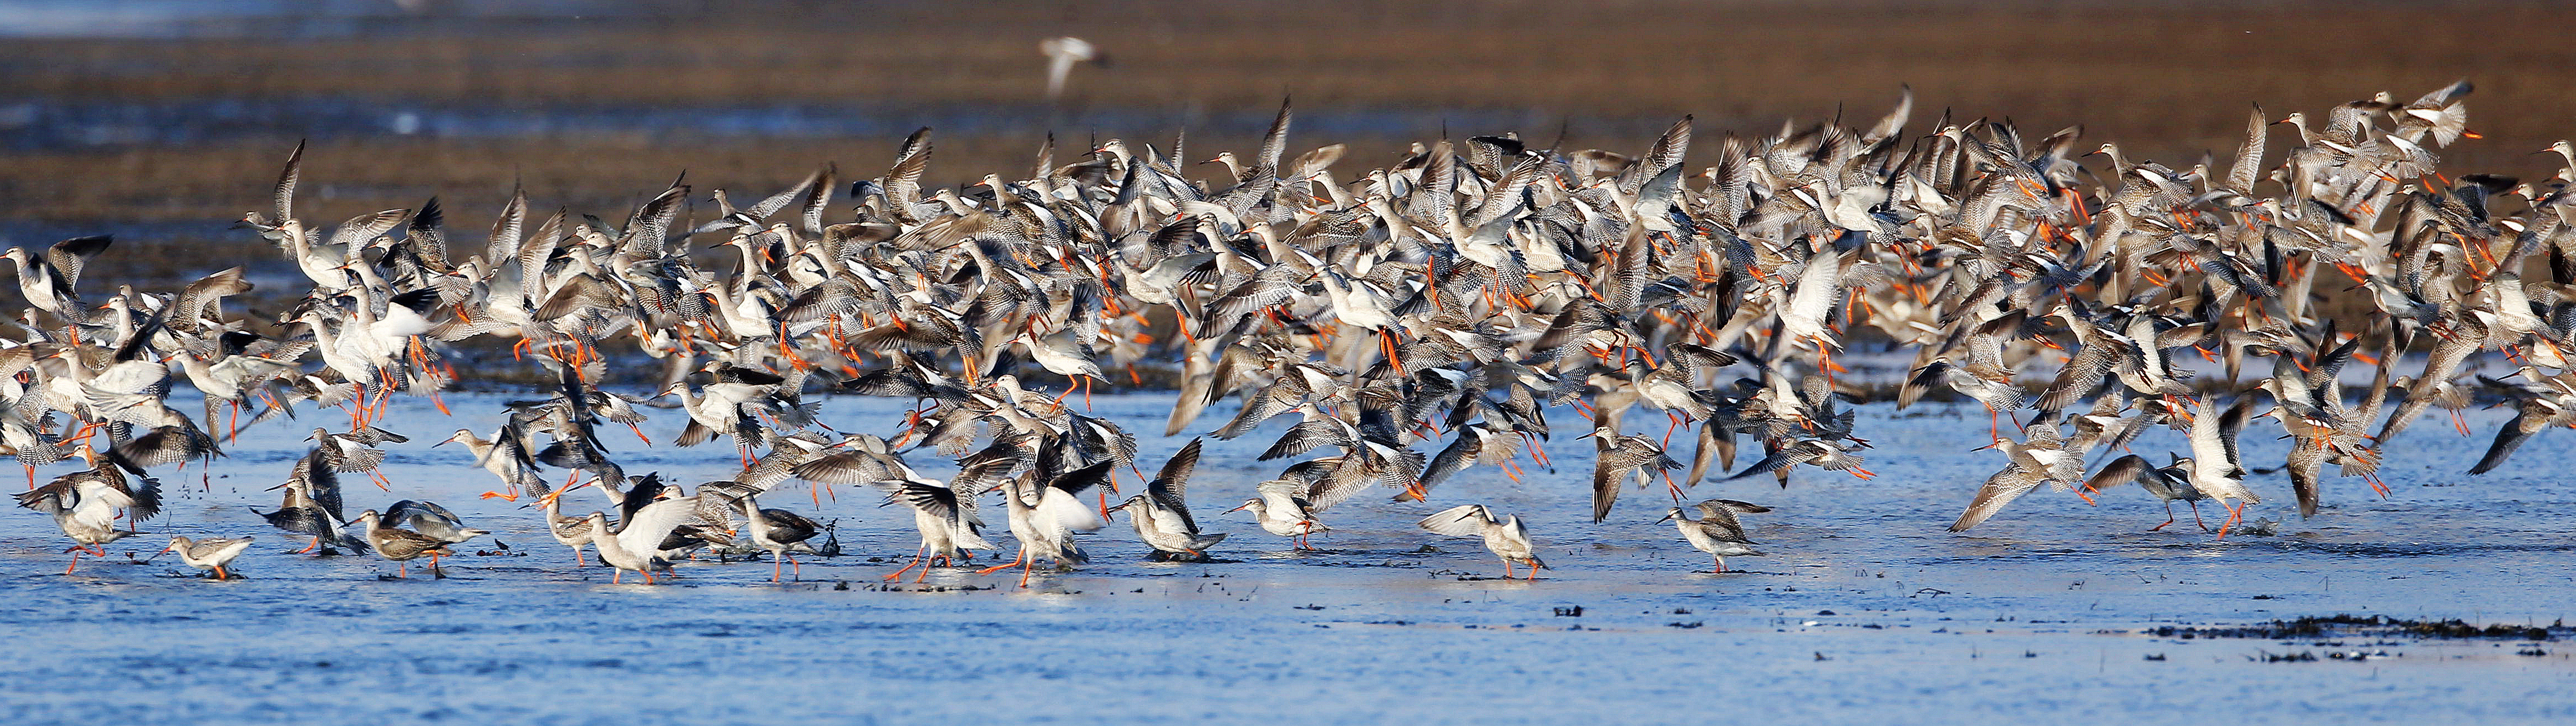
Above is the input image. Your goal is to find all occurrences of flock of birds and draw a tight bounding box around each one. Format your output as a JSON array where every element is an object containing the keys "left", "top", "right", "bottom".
[{"left": 11, "top": 78, "right": 2572, "bottom": 586}]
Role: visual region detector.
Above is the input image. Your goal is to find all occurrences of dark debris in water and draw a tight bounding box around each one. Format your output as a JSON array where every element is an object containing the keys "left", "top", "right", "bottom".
[{"left": 2152, "top": 614, "right": 2567, "bottom": 642}]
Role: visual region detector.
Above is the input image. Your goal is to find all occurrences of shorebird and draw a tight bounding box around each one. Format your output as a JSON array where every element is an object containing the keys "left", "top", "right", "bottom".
[
  {"left": 1948, "top": 424, "right": 2080, "bottom": 533},
  {"left": 259, "top": 447, "right": 365, "bottom": 554},
  {"left": 532, "top": 480, "right": 599, "bottom": 566},
  {"left": 564, "top": 482, "right": 705, "bottom": 585},
  {"left": 1112, "top": 439, "right": 1226, "bottom": 560},
  {"left": 0, "top": 78, "right": 2531, "bottom": 585},
  {"left": 1011, "top": 330, "right": 1104, "bottom": 409},
  {"left": 160, "top": 535, "right": 253, "bottom": 580},
  {"left": 13, "top": 444, "right": 158, "bottom": 574},
  {"left": 1588, "top": 430, "right": 1685, "bottom": 523},
  {"left": 444, "top": 426, "right": 546, "bottom": 501},
  {"left": 977, "top": 460, "right": 1112, "bottom": 587},
  {"left": 1659, "top": 499, "right": 1770, "bottom": 573},
  {"left": 1727, "top": 438, "right": 1874, "bottom": 484},
  {"left": 733, "top": 489, "right": 820, "bottom": 582},
  {"left": 1, "top": 235, "right": 115, "bottom": 330},
  {"left": 2080, "top": 453, "right": 2209, "bottom": 532},
  {"left": 310, "top": 427, "right": 402, "bottom": 491},
  {"left": 862, "top": 451, "right": 998, "bottom": 582},
  {"left": 15, "top": 474, "right": 140, "bottom": 575},
  {"left": 382, "top": 500, "right": 488, "bottom": 545},
  {"left": 1227, "top": 479, "right": 1328, "bottom": 550},
  {"left": 2180, "top": 396, "right": 2262, "bottom": 539},
  {"left": 1038, "top": 37, "right": 1105, "bottom": 99},
  {"left": 1903, "top": 359, "right": 2025, "bottom": 439},
  {"left": 1419, "top": 504, "right": 1543, "bottom": 580},
  {"left": 352, "top": 509, "right": 454, "bottom": 578}
]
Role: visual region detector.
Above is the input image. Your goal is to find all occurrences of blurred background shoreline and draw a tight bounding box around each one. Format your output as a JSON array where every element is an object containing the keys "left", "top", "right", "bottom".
[{"left": 3, "top": 0, "right": 2572, "bottom": 290}]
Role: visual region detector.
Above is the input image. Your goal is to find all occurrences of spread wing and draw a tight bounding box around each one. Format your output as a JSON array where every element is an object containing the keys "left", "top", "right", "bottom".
[
  {"left": 1416, "top": 503, "right": 1491, "bottom": 537},
  {"left": 1037, "top": 485, "right": 1107, "bottom": 535},
  {"left": 1148, "top": 438, "right": 1204, "bottom": 531},
  {"left": 45, "top": 235, "right": 115, "bottom": 289},
  {"left": 614, "top": 495, "right": 703, "bottom": 553},
  {"left": 2080, "top": 453, "right": 2155, "bottom": 493},
  {"left": 1948, "top": 463, "right": 2046, "bottom": 533},
  {"left": 274, "top": 139, "right": 304, "bottom": 223},
  {"left": 885, "top": 128, "right": 933, "bottom": 222},
  {"left": 888, "top": 481, "right": 960, "bottom": 522}
]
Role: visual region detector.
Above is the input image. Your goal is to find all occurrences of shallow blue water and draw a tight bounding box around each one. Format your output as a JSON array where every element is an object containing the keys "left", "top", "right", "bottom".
[{"left": 3, "top": 392, "right": 2573, "bottom": 724}]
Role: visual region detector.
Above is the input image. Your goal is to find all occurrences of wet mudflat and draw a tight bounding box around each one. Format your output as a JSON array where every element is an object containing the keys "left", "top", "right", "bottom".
[{"left": 3, "top": 392, "right": 2573, "bottom": 724}]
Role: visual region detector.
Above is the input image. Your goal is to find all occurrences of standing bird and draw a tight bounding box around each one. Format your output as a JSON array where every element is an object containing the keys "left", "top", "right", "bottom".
[
  {"left": 258, "top": 447, "right": 361, "bottom": 554},
  {"left": 160, "top": 535, "right": 253, "bottom": 580},
  {"left": 977, "top": 460, "right": 1112, "bottom": 587},
  {"left": 382, "top": 500, "right": 488, "bottom": 545},
  {"left": 1113, "top": 439, "right": 1226, "bottom": 560},
  {"left": 14, "top": 448, "right": 157, "bottom": 574},
  {"left": 1038, "top": 37, "right": 1106, "bottom": 99},
  {"left": 352, "top": 508, "right": 454, "bottom": 578},
  {"left": 443, "top": 426, "right": 545, "bottom": 501},
  {"left": 1659, "top": 499, "right": 1771, "bottom": 574},
  {"left": 2182, "top": 396, "right": 2262, "bottom": 538},
  {"left": 569, "top": 484, "right": 705, "bottom": 585},
  {"left": 533, "top": 480, "right": 599, "bottom": 566},
  {"left": 1418, "top": 504, "right": 1544, "bottom": 581},
  {"left": 1226, "top": 478, "right": 1328, "bottom": 550},
  {"left": 867, "top": 458, "right": 999, "bottom": 583},
  {"left": 735, "top": 490, "right": 820, "bottom": 582}
]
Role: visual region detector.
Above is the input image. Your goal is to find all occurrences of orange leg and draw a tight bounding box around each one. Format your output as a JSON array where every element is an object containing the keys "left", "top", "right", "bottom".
[
  {"left": 975, "top": 548, "right": 1027, "bottom": 576},
  {"left": 886, "top": 544, "right": 927, "bottom": 582}
]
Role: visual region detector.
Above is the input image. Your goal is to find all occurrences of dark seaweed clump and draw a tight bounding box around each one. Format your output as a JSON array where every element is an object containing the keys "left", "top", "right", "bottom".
[{"left": 2150, "top": 614, "right": 2567, "bottom": 641}]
